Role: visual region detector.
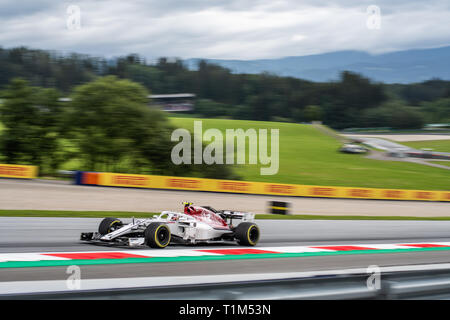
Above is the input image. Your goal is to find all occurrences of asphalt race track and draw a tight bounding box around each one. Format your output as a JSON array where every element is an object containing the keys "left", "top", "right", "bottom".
[
  {"left": 2, "top": 217, "right": 450, "bottom": 253},
  {"left": 1, "top": 217, "right": 450, "bottom": 282},
  {"left": 1, "top": 179, "right": 450, "bottom": 288}
]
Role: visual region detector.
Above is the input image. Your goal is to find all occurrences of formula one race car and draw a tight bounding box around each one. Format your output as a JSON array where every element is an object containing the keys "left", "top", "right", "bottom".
[{"left": 80, "top": 202, "right": 260, "bottom": 248}]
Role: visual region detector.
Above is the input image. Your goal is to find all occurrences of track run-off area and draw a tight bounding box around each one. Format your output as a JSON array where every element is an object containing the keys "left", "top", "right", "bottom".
[{"left": 1, "top": 179, "right": 449, "bottom": 216}]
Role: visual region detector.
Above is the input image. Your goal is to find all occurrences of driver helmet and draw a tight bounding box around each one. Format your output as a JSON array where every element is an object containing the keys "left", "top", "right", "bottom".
[{"left": 183, "top": 201, "right": 193, "bottom": 214}]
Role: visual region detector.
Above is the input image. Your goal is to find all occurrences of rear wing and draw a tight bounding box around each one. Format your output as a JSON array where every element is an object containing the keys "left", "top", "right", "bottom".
[
  {"left": 200, "top": 206, "right": 255, "bottom": 222},
  {"left": 220, "top": 210, "right": 255, "bottom": 222}
]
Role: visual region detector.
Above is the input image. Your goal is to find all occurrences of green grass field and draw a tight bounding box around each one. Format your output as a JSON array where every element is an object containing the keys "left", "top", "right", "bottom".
[
  {"left": 429, "top": 161, "right": 450, "bottom": 167},
  {"left": 401, "top": 140, "right": 450, "bottom": 153},
  {"left": 170, "top": 118, "right": 450, "bottom": 190},
  {"left": 1, "top": 116, "right": 449, "bottom": 190}
]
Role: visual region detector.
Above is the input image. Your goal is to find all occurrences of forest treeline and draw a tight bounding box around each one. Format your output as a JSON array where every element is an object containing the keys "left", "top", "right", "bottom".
[{"left": 1, "top": 46, "right": 450, "bottom": 130}]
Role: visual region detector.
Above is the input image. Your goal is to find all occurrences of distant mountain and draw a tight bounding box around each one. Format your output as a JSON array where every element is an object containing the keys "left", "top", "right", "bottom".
[{"left": 185, "top": 46, "right": 450, "bottom": 83}]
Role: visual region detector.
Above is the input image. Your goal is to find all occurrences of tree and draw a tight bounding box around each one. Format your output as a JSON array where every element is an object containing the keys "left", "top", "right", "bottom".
[
  {"left": 194, "top": 99, "right": 233, "bottom": 118},
  {"left": 292, "top": 108, "right": 304, "bottom": 122},
  {"left": 420, "top": 98, "right": 450, "bottom": 123},
  {"left": 361, "top": 107, "right": 391, "bottom": 128},
  {"left": 303, "top": 105, "right": 323, "bottom": 122},
  {"left": 65, "top": 76, "right": 238, "bottom": 179},
  {"left": 360, "top": 101, "right": 426, "bottom": 130},
  {"left": 389, "top": 106, "right": 425, "bottom": 129},
  {"left": 66, "top": 75, "right": 157, "bottom": 172},
  {"left": 32, "top": 87, "right": 65, "bottom": 172},
  {"left": 0, "top": 78, "right": 36, "bottom": 164},
  {"left": 0, "top": 78, "right": 62, "bottom": 173}
]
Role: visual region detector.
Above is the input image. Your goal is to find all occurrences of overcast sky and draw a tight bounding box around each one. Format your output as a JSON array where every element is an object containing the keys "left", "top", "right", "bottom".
[{"left": 1, "top": 0, "right": 449, "bottom": 60}]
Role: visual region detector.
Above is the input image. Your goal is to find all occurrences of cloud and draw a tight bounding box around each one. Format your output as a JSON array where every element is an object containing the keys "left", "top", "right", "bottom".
[{"left": 0, "top": 0, "right": 449, "bottom": 59}]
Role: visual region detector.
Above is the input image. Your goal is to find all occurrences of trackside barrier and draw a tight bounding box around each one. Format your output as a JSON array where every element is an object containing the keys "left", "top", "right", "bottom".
[
  {"left": 269, "top": 201, "right": 290, "bottom": 215},
  {"left": 406, "top": 151, "right": 450, "bottom": 160},
  {"left": 5, "top": 267, "right": 450, "bottom": 299},
  {"left": 74, "top": 171, "right": 450, "bottom": 202},
  {"left": 0, "top": 164, "right": 38, "bottom": 179}
]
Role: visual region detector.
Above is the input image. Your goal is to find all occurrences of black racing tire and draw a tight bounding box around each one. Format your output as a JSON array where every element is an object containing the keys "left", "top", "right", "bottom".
[
  {"left": 234, "top": 222, "right": 260, "bottom": 246},
  {"left": 144, "top": 222, "right": 171, "bottom": 248},
  {"left": 98, "top": 217, "right": 123, "bottom": 235}
]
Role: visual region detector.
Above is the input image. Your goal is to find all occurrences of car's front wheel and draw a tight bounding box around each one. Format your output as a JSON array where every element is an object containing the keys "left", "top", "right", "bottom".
[
  {"left": 144, "top": 222, "right": 171, "bottom": 248},
  {"left": 98, "top": 217, "right": 123, "bottom": 235},
  {"left": 234, "top": 222, "right": 260, "bottom": 246}
]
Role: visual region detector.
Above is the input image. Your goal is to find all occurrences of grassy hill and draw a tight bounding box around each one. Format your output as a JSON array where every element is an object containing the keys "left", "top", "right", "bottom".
[
  {"left": 1, "top": 115, "right": 448, "bottom": 190},
  {"left": 170, "top": 118, "right": 450, "bottom": 190}
]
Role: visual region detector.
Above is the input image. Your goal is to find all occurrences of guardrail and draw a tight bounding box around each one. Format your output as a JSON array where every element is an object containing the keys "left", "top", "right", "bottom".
[
  {"left": 4, "top": 266, "right": 450, "bottom": 299},
  {"left": 406, "top": 151, "right": 450, "bottom": 160}
]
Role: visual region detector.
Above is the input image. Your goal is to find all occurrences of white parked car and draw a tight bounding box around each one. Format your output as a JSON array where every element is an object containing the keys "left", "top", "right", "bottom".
[{"left": 339, "top": 143, "right": 369, "bottom": 154}]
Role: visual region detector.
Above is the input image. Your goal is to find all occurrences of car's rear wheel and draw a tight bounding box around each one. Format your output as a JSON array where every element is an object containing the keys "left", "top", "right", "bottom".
[
  {"left": 234, "top": 222, "right": 260, "bottom": 246},
  {"left": 98, "top": 217, "right": 123, "bottom": 235},
  {"left": 145, "top": 222, "right": 171, "bottom": 248}
]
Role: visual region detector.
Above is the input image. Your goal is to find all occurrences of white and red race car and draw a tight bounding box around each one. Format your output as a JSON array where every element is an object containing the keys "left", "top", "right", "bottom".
[{"left": 80, "top": 202, "right": 260, "bottom": 248}]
